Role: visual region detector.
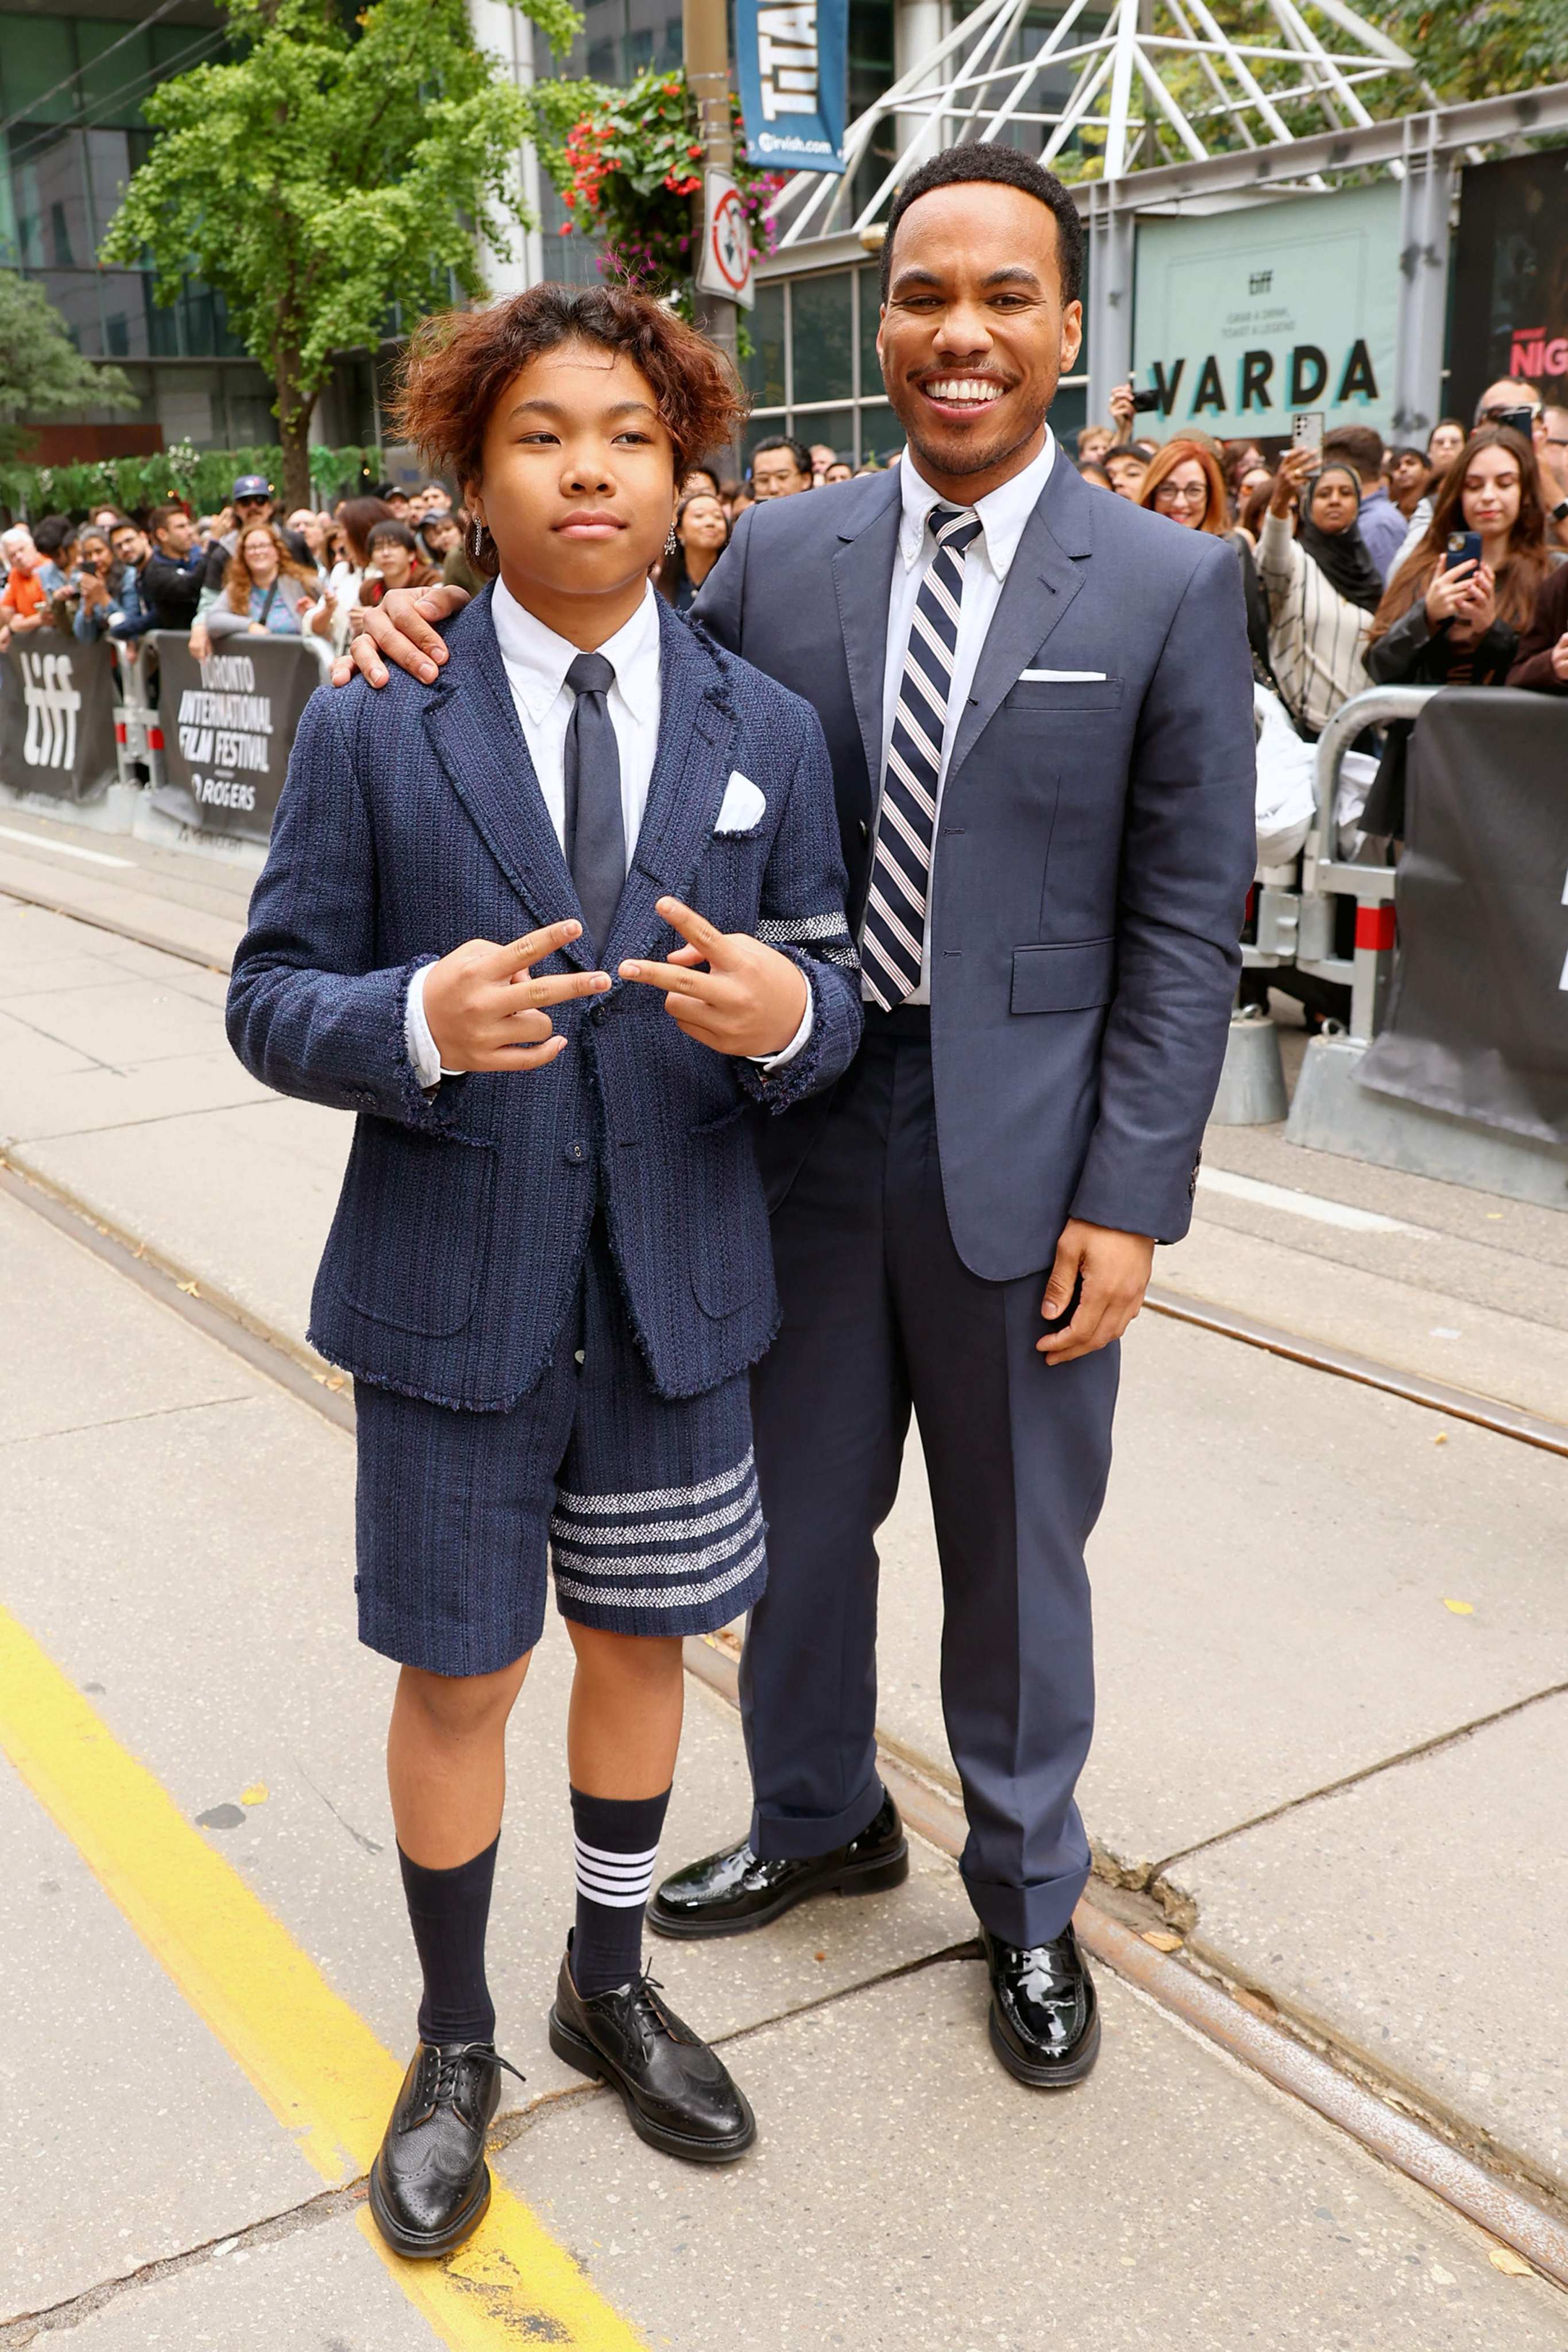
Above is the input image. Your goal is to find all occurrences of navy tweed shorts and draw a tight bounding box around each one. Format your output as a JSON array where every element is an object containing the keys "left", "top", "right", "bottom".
[{"left": 353, "top": 1222, "right": 766, "bottom": 1675}]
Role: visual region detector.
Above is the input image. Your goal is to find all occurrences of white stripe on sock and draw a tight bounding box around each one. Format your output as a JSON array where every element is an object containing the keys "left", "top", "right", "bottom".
[
  {"left": 574, "top": 1835, "right": 658, "bottom": 1910},
  {"left": 573, "top": 1838, "right": 661, "bottom": 1868}
]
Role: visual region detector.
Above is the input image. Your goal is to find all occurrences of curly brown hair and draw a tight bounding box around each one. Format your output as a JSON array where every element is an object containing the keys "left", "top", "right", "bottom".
[
  {"left": 223, "top": 523, "right": 318, "bottom": 613},
  {"left": 1369, "top": 426, "right": 1551, "bottom": 643},
  {"left": 392, "top": 285, "right": 747, "bottom": 576}
]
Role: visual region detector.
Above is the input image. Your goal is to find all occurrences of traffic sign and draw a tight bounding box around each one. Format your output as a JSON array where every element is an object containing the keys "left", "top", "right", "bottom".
[{"left": 695, "top": 171, "right": 755, "bottom": 310}]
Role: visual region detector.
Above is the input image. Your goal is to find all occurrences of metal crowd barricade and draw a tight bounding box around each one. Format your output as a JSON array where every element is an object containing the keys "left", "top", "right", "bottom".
[
  {"left": 109, "top": 636, "right": 167, "bottom": 791},
  {"left": 1237, "top": 685, "right": 1440, "bottom": 1042},
  {"left": 1299, "top": 685, "right": 1438, "bottom": 1041}
]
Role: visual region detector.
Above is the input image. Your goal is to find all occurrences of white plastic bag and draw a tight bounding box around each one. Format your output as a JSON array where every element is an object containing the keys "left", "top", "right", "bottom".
[{"left": 1252, "top": 683, "right": 1316, "bottom": 866}]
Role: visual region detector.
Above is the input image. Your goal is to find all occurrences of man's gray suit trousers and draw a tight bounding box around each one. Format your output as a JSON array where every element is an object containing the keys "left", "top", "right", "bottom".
[{"left": 739, "top": 1004, "right": 1118, "bottom": 1948}]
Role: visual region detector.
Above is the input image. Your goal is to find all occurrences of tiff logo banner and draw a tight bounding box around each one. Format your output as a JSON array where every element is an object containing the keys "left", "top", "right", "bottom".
[
  {"left": 21, "top": 650, "right": 82, "bottom": 771},
  {"left": 737, "top": 0, "right": 847, "bottom": 175}
]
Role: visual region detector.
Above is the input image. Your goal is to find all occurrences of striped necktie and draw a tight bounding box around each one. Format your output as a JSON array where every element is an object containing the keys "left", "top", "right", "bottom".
[{"left": 861, "top": 503, "right": 984, "bottom": 1011}]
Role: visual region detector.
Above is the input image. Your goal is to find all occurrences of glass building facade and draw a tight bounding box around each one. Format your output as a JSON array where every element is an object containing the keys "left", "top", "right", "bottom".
[
  {"left": 1, "top": 2, "right": 284, "bottom": 447},
  {"left": 740, "top": 264, "right": 903, "bottom": 468}
]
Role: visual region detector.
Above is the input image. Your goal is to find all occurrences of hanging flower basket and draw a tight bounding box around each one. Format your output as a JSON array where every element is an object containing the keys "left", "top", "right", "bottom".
[{"left": 534, "top": 68, "right": 784, "bottom": 311}]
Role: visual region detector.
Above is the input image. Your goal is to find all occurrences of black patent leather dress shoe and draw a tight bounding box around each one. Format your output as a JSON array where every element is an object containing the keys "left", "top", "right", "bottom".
[
  {"left": 984, "top": 1924, "right": 1101, "bottom": 2089},
  {"left": 368, "top": 2040, "right": 522, "bottom": 2260},
  {"left": 647, "top": 1791, "right": 909, "bottom": 1940},
  {"left": 549, "top": 1947, "right": 755, "bottom": 2162}
]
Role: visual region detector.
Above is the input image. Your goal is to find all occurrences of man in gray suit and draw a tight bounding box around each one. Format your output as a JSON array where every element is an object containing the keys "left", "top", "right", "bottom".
[{"left": 340, "top": 143, "right": 1256, "bottom": 2085}]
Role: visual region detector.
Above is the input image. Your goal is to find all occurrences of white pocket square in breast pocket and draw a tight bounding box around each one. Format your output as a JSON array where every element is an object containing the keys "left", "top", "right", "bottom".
[
  {"left": 1018, "top": 668, "right": 1107, "bottom": 683},
  {"left": 715, "top": 771, "right": 767, "bottom": 835}
]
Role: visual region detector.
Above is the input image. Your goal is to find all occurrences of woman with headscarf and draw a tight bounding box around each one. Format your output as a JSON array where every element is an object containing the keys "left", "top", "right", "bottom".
[{"left": 1254, "top": 446, "right": 1381, "bottom": 739}]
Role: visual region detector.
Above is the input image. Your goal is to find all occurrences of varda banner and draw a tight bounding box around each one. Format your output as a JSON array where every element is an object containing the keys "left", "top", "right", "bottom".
[
  {"left": 151, "top": 631, "right": 324, "bottom": 845},
  {"left": 1133, "top": 184, "right": 1400, "bottom": 442},
  {"left": 736, "top": 0, "right": 848, "bottom": 176},
  {"left": 0, "top": 636, "right": 118, "bottom": 804}
]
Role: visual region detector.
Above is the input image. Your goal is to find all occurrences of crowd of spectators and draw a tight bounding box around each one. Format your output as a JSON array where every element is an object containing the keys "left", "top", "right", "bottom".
[
  {"left": 1070, "top": 375, "right": 1568, "bottom": 733},
  {"left": 0, "top": 472, "right": 470, "bottom": 667},
  {"left": 4, "top": 397, "right": 1564, "bottom": 725}
]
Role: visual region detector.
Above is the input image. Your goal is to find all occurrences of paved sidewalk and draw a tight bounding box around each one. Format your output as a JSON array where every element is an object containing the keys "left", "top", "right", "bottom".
[
  {"left": 3, "top": 1189, "right": 1565, "bottom": 2347},
  {"left": 2, "top": 867, "right": 1568, "bottom": 2332}
]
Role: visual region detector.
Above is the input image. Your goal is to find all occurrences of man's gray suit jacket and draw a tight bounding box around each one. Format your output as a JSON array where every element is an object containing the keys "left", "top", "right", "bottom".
[{"left": 693, "top": 456, "right": 1258, "bottom": 1278}]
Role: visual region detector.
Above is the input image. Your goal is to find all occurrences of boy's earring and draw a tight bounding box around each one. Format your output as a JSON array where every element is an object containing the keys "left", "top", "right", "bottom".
[
  {"left": 467, "top": 517, "right": 489, "bottom": 561},
  {"left": 665, "top": 525, "right": 679, "bottom": 556}
]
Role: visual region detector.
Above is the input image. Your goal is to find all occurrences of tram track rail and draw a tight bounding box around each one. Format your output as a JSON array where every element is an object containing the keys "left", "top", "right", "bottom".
[{"left": 3, "top": 1145, "right": 1567, "bottom": 2295}]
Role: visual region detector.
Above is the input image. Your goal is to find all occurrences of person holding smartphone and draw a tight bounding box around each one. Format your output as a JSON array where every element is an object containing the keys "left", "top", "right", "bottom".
[
  {"left": 1253, "top": 445, "right": 1381, "bottom": 739},
  {"left": 1361, "top": 425, "right": 1554, "bottom": 833}
]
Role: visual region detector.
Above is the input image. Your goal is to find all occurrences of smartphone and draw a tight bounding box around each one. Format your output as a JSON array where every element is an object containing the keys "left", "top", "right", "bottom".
[
  {"left": 1445, "top": 530, "right": 1484, "bottom": 573},
  {"left": 1131, "top": 386, "right": 1163, "bottom": 414},
  {"left": 1488, "top": 404, "right": 1536, "bottom": 440},
  {"left": 1291, "top": 411, "right": 1324, "bottom": 461}
]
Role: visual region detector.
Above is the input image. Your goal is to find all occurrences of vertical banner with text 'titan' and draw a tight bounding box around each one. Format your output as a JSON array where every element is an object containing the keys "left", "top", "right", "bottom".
[{"left": 736, "top": 0, "right": 848, "bottom": 176}]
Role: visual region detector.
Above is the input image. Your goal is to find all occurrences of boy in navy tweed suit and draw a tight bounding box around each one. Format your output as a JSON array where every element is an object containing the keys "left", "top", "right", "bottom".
[{"left": 227, "top": 286, "right": 860, "bottom": 2257}]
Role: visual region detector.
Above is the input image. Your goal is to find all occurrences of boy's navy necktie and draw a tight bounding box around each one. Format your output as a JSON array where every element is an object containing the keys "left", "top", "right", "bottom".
[{"left": 563, "top": 651, "right": 624, "bottom": 949}]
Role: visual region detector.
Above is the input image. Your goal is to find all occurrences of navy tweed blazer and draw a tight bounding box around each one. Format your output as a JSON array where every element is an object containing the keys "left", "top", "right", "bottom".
[{"left": 226, "top": 588, "right": 862, "bottom": 1407}]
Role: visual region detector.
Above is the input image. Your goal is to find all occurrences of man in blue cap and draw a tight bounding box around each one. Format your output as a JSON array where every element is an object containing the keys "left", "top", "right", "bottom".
[{"left": 200, "top": 473, "right": 311, "bottom": 597}]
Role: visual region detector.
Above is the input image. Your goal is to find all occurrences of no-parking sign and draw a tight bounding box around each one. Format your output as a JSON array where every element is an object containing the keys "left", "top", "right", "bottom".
[{"left": 694, "top": 171, "right": 755, "bottom": 311}]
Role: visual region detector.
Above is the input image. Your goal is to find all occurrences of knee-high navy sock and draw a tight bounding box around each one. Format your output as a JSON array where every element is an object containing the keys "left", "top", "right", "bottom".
[
  {"left": 398, "top": 1834, "right": 499, "bottom": 2047},
  {"left": 570, "top": 1786, "right": 670, "bottom": 1997}
]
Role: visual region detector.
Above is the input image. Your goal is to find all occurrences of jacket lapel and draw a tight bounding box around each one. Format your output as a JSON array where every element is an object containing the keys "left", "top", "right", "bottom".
[
  {"left": 604, "top": 601, "right": 736, "bottom": 968},
  {"left": 831, "top": 471, "right": 903, "bottom": 821},
  {"left": 948, "top": 457, "right": 1095, "bottom": 782},
  {"left": 419, "top": 588, "right": 590, "bottom": 967}
]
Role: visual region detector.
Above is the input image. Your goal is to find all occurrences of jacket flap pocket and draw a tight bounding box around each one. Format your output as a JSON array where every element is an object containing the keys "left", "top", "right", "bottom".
[
  {"left": 1011, "top": 938, "right": 1117, "bottom": 1014},
  {"left": 1005, "top": 678, "right": 1124, "bottom": 715}
]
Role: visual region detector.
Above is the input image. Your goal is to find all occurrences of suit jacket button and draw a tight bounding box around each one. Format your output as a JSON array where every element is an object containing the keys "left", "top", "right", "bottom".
[{"left": 565, "top": 1140, "right": 586, "bottom": 1164}]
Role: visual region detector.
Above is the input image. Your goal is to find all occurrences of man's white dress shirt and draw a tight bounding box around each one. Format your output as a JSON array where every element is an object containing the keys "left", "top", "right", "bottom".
[
  {"left": 874, "top": 434, "right": 1056, "bottom": 1005},
  {"left": 405, "top": 576, "right": 809, "bottom": 1084}
]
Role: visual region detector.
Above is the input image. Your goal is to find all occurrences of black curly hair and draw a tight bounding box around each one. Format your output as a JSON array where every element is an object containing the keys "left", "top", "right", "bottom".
[{"left": 880, "top": 143, "right": 1085, "bottom": 310}]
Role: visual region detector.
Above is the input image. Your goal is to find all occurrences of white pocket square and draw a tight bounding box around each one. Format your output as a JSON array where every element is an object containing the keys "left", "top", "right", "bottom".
[
  {"left": 715, "top": 771, "right": 766, "bottom": 834},
  {"left": 1018, "top": 668, "right": 1107, "bottom": 683}
]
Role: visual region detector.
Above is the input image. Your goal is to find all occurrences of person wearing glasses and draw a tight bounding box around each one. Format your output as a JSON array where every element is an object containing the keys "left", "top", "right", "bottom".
[
  {"left": 1473, "top": 380, "right": 1568, "bottom": 551},
  {"left": 1138, "top": 439, "right": 1272, "bottom": 684}
]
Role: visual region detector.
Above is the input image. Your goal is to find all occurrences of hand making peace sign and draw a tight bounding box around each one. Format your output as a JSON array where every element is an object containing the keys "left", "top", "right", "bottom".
[{"left": 619, "top": 898, "right": 810, "bottom": 1060}]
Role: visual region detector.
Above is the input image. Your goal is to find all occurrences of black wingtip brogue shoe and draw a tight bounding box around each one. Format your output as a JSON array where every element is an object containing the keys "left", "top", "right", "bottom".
[
  {"left": 549, "top": 1945, "right": 756, "bottom": 2163},
  {"left": 368, "top": 2040, "right": 522, "bottom": 2260},
  {"left": 647, "top": 1790, "right": 909, "bottom": 1940},
  {"left": 983, "top": 1924, "right": 1101, "bottom": 2090}
]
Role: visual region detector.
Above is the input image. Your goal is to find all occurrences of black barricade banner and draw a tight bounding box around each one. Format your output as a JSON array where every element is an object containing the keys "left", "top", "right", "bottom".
[
  {"left": 1358, "top": 688, "right": 1568, "bottom": 1146},
  {"left": 152, "top": 631, "right": 324, "bottom": 844},
  {"left": 0, "top": 636, "right": 118, "bottom": 803}
]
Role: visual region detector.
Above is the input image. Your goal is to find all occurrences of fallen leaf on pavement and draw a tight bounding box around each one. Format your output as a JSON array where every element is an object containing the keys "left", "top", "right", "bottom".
[
  {"left": 1488, "top": 2247, "right": 1534, "bottom": 2276},
  {"left": 1433, "top": 1432, "right": 1448, "bottom": 1445},
  {"left": 240, "top": 1782, "right": 268, "bottom": 1806},
  {"left": 1141, "top": 1930, "right": 1183, "bottom": 1953},
  {"left": 177, "top": 1279, "right": 199, "bottom": 1296},
  {"left": 1443, "top": 1597, "right": 1474, "bottom": 1615}
]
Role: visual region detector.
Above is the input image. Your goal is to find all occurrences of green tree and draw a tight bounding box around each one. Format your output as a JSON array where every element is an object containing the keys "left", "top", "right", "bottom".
[
  {"left": 101, "top": 0, "right": 579, "bottom": 509},
  {"left": 1358, "top": 0, "right": 1568, "bottom": 104},
  {"left": 0, "top": 271, "right": 137, "bottom": 465}
]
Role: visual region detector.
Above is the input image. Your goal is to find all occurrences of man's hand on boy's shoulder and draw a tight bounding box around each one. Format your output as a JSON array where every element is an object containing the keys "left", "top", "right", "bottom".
[
  {"left": 619, "top": 899, "right": 809, "bottom": 1062},
  {"left": 424, "top": 921, "right": 610, "bottom": 1072},
  {"left": 331, "top": 584, "right": 471, "bottom": 689}
]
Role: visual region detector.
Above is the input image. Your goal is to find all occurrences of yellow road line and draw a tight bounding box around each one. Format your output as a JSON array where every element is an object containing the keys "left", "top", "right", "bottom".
[{"left": 0, "top": 1604, "right": 646, "bottom": 2350}]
